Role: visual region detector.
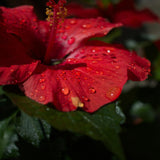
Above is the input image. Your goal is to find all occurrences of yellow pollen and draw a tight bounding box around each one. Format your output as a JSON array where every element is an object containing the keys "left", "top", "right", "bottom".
[
  {"left": 45, "top": 7, "right": 54, "bottom": 25},
  {"left": 71, "top": 97, "right": 84, "bottom": 108},
  {"left": 45, "top": 5, "right": 67, "bottom": 27}
]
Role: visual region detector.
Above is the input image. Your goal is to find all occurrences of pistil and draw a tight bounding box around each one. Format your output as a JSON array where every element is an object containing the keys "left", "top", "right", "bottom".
[{"left": 44, "top": 0, "right": 67, "bottom": 64}]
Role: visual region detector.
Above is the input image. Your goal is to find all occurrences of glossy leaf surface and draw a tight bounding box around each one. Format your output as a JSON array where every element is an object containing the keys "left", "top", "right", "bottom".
[{"left": 6, "top": 91, "right": 125, "bottom": 160}]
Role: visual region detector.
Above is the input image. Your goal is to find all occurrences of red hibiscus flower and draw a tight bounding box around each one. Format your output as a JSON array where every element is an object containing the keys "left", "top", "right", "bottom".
[
  {"left": 67, "top": 0, "right": 159, "bottom": 28},
  {"left": 0, "top": 0, "right": 150, "bottom": 112}
]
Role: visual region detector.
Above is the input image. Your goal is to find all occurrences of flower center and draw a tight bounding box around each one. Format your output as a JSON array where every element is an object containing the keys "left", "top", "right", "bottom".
[{"left": 44, "top": 0, "right": 67, "bottom": 65}]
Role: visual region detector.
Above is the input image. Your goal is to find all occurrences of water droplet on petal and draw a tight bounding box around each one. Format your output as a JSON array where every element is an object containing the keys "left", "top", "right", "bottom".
[
  {"left": 28, "top": 71, "right": 32, "bottom": 75},
  {"left": 92, "top": 49, "right": 96, "bottom": 53},
  {"left": 65, "top": 25, "right": 70, "bottom": 29},
  {"left": 115, "top": 66, "right": 120, "bottom": 69},
  {"left": 41, "top": 85, "right": 46, "bottom": 90},
  {"left": 61, "top": 88, "right": 70, "bottom": 95},
  {"left": 92, "top": 61, "right": 97, "bottom": 64},
  {"left": 20, "top": 19, "right": 26, "bottom": 24},
  {"left": 62, "top": 35, "right": 67, "bottom": 40},
  {"left": 68, "top": 37, "right": 75, "bottom": 45},
  {"left": 70, "top": 19, "right": 77, "bottom": 24},
  {"left": 41, "top": 73, "right": 45, "bottom": 77},
  {"left": 35, "top": 89, "right": 38, "bottom": 93},
  {"left": 81, "top": 24, "right": 91, "bottom": 29},
  {"left": 100, "top": 71, "right": 104, "bottom": 75},
  {"left": 10, "top": 69, "right": 14, "bottom": 72},
  {"left": 39, "top": 78, "right": 45, "bottom": 83},
  {"left": 39, "top": 95, "right": 46, "bottom": 102},
  {"left": 82, "top": 96, "right": 89, "bottom": 101},
  {"left": 107, "top": 50, "right": 110, "bottom": 53},
  {"left": 30, "top": 92, "right": 34, "bottom": 96},
  {"left": 89, "top": 88, "right": 96, "bottom": 94},
  {"left": 106, "top": 87, "right": 121, "bottom": 100},
  {"left": 80, "top": 49, "right": 85, "bottom": 53}
]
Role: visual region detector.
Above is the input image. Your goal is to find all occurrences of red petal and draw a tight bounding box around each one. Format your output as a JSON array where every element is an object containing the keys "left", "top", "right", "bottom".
[
  {"left": 106, "top": 0, "right": 159, "bottom": 28},
  {"left": 112, "top": 9, "right": 159, "bottom": 28},
  {"left": 0, "top": 23, "right": 39, "bottom": 85},
  {"left": 22, "top": 45, "right": 128, "bottom": 113},
  {"left": 82, "top": 41, "right": 151, "bottom": 81},
  {"left": 0, "top": 5, "right": 46, "bottom": 59},
  {"left": 51, "top": 18, "right": 121, "bottom": 59}
]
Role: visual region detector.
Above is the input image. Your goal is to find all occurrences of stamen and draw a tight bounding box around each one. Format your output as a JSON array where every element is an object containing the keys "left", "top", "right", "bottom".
[
  {"left": 44, "top": 0, "right": 67, "bottom": 64},
  {"left": 46, "top": 7, "right": 54, "bottom": 26}
]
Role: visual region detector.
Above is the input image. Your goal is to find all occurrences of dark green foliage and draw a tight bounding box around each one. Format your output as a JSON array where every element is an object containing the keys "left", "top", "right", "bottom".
[{"left": 5, "top": 91, "right": 125, "bottom": 160}]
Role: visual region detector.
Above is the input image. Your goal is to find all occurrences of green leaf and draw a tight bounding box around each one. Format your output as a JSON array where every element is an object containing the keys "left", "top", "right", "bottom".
[
  {"left": 6, "top": 92, "right": 125, "bottom": 160},
  {"left": 0, "top": 86, "right": 4, "bottom": 95},
  {"left": 0, "top": 113, "right": 19, "bottom": 159},
  {"left": 16, "top": 111, "right": 51, "bottom": 147},
  {"left": 153, "top": 52, "right": 160, "bottom": 80},
  {"left": 91, "top": 28, "right": 122, "bottom": 43}
]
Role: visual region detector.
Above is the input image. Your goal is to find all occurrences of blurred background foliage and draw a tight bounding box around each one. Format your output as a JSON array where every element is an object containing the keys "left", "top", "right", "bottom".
[{"left": 0, "top": 0, "right": 160, "bottom": 160}]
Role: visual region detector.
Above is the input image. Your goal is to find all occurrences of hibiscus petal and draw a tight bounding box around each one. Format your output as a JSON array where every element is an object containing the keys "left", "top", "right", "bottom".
[
  {"left": 0, "top": 5, "right": 46, "bottom": 59},
  {"left": 22, "top": 45, "right": 128, "bottom": 113},
  {"left": 112, "top": 9, "right": 159, "bottom": 28},
  {"left": 106, "top": 0, "right": 159, "bottom": 28},
  {"left": 78, "top": 41, "right": 150, "bottom": 81},
  {"left": 51, "top": 18, "right": 121, "bottom": 59},
  {"left": 0, "top": 24, "right": 39, "bottom": 85}
]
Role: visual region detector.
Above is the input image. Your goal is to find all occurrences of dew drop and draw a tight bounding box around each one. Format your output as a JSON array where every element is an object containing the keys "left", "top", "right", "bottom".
[
  {"left": 10, "top": 69, "right": 14, "bottom": 72},
  {"left": 39, "top": 78, "right": 45, "bottom": 83},
  {"left": 106, "top": 87, "right": 121, "bottom": 100},
  {"left": 65, "top": 25, "right": 70, "bottom": 29},
  {"left": 80, "top": 49, "right": 85, "bottom": 53},
  {"left": 35, "top": 89, "right": 38, "bottom": 93},
  {"left": 100, "top": 71, "right": 104, "bottom": 75},
  {"left": 39, "top": 95, "right": 46, "bottom": 102},
  {"left": 41, "top": 85, "right": 46, "bottom": 90},
  {"left": 115, "top": 66, "right": 120, "bottom": 69},
  {"left": 70, "top": 19, "right": 77, "bottom": 24},
  {"left": 62, "top": 35, "right": 67, "bottom": 40},
  {"left": 81, "top": 24, "right": 91, "bottom": 29},
  {"left": 86, "top": 67, "right": 92, "bottom": 71},
  {"left": 30, "top": 92, "right": 34, "bottom": 96},
  {"left": 75, "top": 71, "right": 81, "bottom": 76},
  {"left": 107, "top": 50, "right": 110, "bottom": 53},
  {"left": 61, "top": 88, "right": 70, "bottom": 95},
  {"left": 92, "top": 49, "right": 96, "bottom": 53},
  {"left": 89, "top": 87, "right": 96, "bottom": 94},
  {"left": 68, "top": 37, "right": 75, "bottom": 45},
  {"left": 67, "top": 58, "right": 74, "bottom": 62},
  {"left": 28, "top": 71, "right": 32, "bottom": 75},
  {"left": 82, "top": 96, "right": 89, "bottom": 101},
  {"left": 41, "top": 73, "right": 45, "bottom": 77},
  {"left": 92, "top": 61, "right": 97, "bottom": 64}
]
